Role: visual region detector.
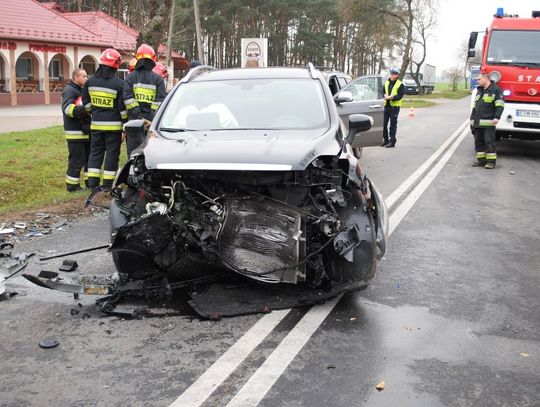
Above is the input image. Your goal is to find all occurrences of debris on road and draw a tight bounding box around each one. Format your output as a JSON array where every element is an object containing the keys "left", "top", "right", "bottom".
[
  {"left": 38, "top": 338, "right": 60, "bottom": 349},
  {"left": 59, "top": 259, "right": 78, "bottom": 272},
  {"left": 39, "top": 244, "right": 109, "bottom": 261},
  {"left": 375, "top": 381, "right": 385, "bottom": 391}
]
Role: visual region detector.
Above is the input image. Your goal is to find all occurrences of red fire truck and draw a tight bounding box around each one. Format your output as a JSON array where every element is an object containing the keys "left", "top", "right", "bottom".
[{"left": 468, "top": 8, "right": 540, "bottom": 140}]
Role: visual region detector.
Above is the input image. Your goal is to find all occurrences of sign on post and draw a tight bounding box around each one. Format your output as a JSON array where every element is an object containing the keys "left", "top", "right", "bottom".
[{"left": 241, "top": 38, "right": 268, "bottom": 68}]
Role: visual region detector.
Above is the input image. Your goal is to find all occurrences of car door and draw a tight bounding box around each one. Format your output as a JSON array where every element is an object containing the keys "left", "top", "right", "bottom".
[{"left": 335, "top": 75, "right": 384, "bottom": 147}]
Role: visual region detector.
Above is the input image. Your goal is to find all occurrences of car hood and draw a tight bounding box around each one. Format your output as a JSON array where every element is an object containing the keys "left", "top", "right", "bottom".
[{"left": 143, "top": 129, "right": 343, "bottom": 171}]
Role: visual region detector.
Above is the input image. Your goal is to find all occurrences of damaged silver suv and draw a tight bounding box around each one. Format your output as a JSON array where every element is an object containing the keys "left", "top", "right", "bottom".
[{"left": 109, "top": 64, "right": 388, "bottom": 312}]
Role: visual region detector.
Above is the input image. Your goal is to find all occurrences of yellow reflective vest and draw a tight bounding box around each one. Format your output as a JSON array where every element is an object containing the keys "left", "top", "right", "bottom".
[{"left": 384, "top": 79, "right": 403, "bottom": 107}]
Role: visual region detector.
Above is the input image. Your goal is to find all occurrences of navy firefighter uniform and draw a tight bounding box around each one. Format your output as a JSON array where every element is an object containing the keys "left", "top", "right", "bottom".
[
  {"left": 83, "top": 48, "right": 127, "bottom": 188},
  {"left": 470, "top": 79, "right": 504, "bottom": 168},
  {"left": 61, "top": 72, "right": 91, "bottom": 191}
]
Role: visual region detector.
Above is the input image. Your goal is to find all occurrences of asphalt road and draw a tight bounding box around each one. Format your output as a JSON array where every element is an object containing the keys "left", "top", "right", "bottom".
[{"left": 1, "top": 97, "right": 539, "bottom": 407}]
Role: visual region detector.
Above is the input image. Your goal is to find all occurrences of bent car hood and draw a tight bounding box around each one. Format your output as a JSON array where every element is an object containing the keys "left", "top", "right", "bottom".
[{"left": 144, "top": 129, "right": 342, "bottom": 171}]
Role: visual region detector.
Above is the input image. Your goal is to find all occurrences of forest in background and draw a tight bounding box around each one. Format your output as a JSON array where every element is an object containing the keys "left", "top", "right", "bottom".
[{"left": 48, "top": 0, "right": 438, "bottom": 79}]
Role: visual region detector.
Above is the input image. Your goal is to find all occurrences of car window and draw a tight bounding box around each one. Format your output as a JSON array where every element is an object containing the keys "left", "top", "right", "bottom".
[
  {"left": 337, "top": 77, "right": 348, "bottom": 88},
  {"left": 342, "top": 76, "right": 382, "bottom": 101},
  {"left": 328, "top": 76, "right": 339, "bottom": 95},
  {"left": 160, "top": 78, "right": 330, "bottom": 133}
]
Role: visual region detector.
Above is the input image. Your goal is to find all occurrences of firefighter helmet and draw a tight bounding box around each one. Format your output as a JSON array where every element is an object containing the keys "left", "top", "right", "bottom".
[
  {"left": 153, "top": 62, "right": 168, "bottom": 78},
  {"left": 128, "top": 58, "right": 137, "bottom": 72},
  {"left": 136, "top": 44, "right": 157, "bottom": 61},
  {"left": 99, "top": 48, "right": 122, "bottom": 69}
]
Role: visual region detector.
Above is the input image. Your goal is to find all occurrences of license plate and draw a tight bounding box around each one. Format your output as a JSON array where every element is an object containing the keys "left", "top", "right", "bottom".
[{"left": 516, "top": 110, "right": 540, "bottom": 118}]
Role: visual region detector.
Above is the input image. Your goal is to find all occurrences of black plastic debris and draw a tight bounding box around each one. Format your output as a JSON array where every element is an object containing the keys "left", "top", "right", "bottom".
[
  {"left": 70, "top": 308, "right": 80, "bottom": 316},
  {"left": 39, "top": 338, "right": 59, "bottom": 349},
  {"left": 38, "top": 270, "right": 58, "bottom": 279},
  {"left": 59, "top": 259, "right": 78, "bottom": 272}
]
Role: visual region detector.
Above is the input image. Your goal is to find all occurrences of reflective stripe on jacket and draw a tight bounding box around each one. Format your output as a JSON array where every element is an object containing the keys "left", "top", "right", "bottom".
[
  {"left": 82, "top": 74, "right": 127, "bottom": 132},
  {"left": 124, "top": 68, "right": 166, "bottom": 121},
  {"left": 470, "top": 81, "right": 505, "bottom": 128},
  {"left": 384, "top": 79, "right": 403, "bottom": 107},
  {"left": 61, "top": 81, "right": 90, "bottom": 141}
]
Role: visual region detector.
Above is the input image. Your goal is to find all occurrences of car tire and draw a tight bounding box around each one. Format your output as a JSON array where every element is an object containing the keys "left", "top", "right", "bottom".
[{"left": 353, "top": 147, "right": 363, "bottom": 159}]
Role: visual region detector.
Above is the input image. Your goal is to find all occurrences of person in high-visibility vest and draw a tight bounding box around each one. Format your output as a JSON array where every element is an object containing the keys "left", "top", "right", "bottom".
[
  {"left": 82, "top": 48, "right": 127, "bottom": 189},
  {"left": 61, "top": 68, "right": 90, "bottom": 192},
  {"left": 382, "top": 67, "right": 404, "bottom": 148}
]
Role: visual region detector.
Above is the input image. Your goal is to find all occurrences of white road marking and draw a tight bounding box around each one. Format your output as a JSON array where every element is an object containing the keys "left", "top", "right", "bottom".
[
  {"left": 169, "top": 310, "right": 290, "bottom": 407},
  {"left": 225, "top": 123, "right": 470, "bottom": 407},
  {"left": 170, "top": 121, "right": 470, "bottom": 407}
]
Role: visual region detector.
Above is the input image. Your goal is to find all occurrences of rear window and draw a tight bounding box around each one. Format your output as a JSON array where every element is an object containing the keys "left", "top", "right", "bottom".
[{"left": 159, "top": 78, "right": 330, "bottom": 132}]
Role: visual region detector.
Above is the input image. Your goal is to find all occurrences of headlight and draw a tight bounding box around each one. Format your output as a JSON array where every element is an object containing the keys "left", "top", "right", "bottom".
[
  {"left": 502, "top": 89, "right": 511, "bottom": 96},
  {"left": 489, "top": 71, "right": 501, "bottom": 83}
]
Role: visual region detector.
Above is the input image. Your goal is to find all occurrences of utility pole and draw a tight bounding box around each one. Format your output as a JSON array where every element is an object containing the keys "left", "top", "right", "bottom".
[
  {"left": 165, "top": 0, "right": 175, "bottom": 90},
  {"left": 193, "top": 0, "right": 204, "bottom": 64}
]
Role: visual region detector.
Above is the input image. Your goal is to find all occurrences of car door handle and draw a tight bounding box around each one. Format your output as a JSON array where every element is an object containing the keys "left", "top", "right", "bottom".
[{"left": 369, "top": 104, "right": 382, "bottom": 109}]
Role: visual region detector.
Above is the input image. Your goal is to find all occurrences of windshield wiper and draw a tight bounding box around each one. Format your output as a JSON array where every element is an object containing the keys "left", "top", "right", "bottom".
[{"left": 158, "top": 127, "right": 195, "bottom": 132}]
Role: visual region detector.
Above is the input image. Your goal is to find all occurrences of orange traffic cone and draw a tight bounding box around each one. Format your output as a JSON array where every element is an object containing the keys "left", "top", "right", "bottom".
[{"left": 408, "top": 107, "right": 415, "bottom": 118}]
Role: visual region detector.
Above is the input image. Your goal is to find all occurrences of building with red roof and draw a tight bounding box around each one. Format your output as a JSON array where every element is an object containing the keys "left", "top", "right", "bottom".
[{"left": 0, "top": 0, "right": 188, "bottom": 106}]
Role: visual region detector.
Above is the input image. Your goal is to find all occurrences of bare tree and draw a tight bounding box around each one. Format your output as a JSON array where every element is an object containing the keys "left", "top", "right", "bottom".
[
  {"left": 446, "top": 66, "right": 461, "bottom": 91},
  {"left": 409, "top": 0, "right": 438, "bottom": 94}
]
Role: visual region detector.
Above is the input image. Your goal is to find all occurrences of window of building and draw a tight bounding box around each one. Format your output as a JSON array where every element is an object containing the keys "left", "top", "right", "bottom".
[
  {"left": 49, "top": 59, "right": 61, "bottom": 79},
  {"left": 16, "top": 58, "right": 32, "bottom": 79},
  {"left": 80, "top": 61, "right": 96, "bottom": 75}
]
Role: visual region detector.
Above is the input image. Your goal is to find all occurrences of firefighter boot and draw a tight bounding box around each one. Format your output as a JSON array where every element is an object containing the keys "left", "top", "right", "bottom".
[
  {"left": 484, "top": 161, "right": 496, "bottom": 169},
  {"left": 472, "top": 160, "right": 486, "bottom": 167}
]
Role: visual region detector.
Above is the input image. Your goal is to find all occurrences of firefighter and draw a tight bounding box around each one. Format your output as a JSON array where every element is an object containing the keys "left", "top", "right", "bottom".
[
  {"left": 123, "top": 44, "right": 167, "bottom": 155},
  {"left": 82, "top": 48, "right": 127, "bottom": 189},
  {"left": 61, "top": 68, "right": 90, "bottom": 192},
  {"left": 382, "top": 67, "right": 404, "bottom": 148},
  {"left": 470, "top": 72, "right": 504, "bottom": 169}
]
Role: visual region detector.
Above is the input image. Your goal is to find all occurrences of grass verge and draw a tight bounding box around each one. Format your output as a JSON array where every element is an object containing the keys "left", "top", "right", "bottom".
[
  {"left": 401, "top": 99, "right": 437, "bottom": 108},
  {"left": 0, "top": 126, "right": 126, "bottom": 216}
]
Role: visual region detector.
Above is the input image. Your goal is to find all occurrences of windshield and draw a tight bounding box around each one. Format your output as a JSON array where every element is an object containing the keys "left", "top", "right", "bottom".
[
  {"left": 159, "top": 78, "right": 330, "bottom": 133},
  {"left": 486, "top": 30, "right": 540, "bottom": 65}
]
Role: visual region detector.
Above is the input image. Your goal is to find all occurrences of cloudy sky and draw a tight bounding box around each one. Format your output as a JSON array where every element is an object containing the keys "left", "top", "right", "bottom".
[{"left": 427, "top": 0, "right": 539, "bottom": 71}]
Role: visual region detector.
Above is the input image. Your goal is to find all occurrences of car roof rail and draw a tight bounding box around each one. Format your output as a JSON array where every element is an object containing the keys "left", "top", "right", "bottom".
[
  {"left": 181, "top": 65, "right": 217, "bottom": 83},
  {"left": 307, "top": 62, "right": 317, "bottom": 79},
  {"left": 315, "top": 65, "right": 337, "bottom": 72}
]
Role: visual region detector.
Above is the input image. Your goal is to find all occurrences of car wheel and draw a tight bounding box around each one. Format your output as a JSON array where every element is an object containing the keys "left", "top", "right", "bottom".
[{"left": 353, "top": 147, "right": 363, "bottom": 159}]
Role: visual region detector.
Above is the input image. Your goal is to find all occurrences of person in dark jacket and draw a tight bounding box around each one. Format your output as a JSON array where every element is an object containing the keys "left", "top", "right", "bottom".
[
  {"left": 470, "top": 72, "right": 504, "bottom": 169},
  {"left": 61, "top": 68, "right": 90, "bottom": 192},
  {"left": 123, "top": 44, "right": 167, "bottom": 155},
  {"left": 82, "top": 48, "right": 127, "bottom": 188},
  {"left": 382, "top": 67, "right": 405, "bottom": 148}
]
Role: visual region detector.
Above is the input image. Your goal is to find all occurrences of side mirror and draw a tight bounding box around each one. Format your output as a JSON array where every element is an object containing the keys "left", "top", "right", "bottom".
[
  {"left": 123, "top": 119, "right": 147, "bottom": 152},
  {"left": 334, "top": 90, "right": 353, "bottom": 104},
  {"left": 468, "top": 32, "right": 478, "bottom": 50},
  {"left": 467, "top": 49, "right": 476, "bottom": 59},
  {"left": 346, "top": 114, "right": 373, "bottom": 144}
]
